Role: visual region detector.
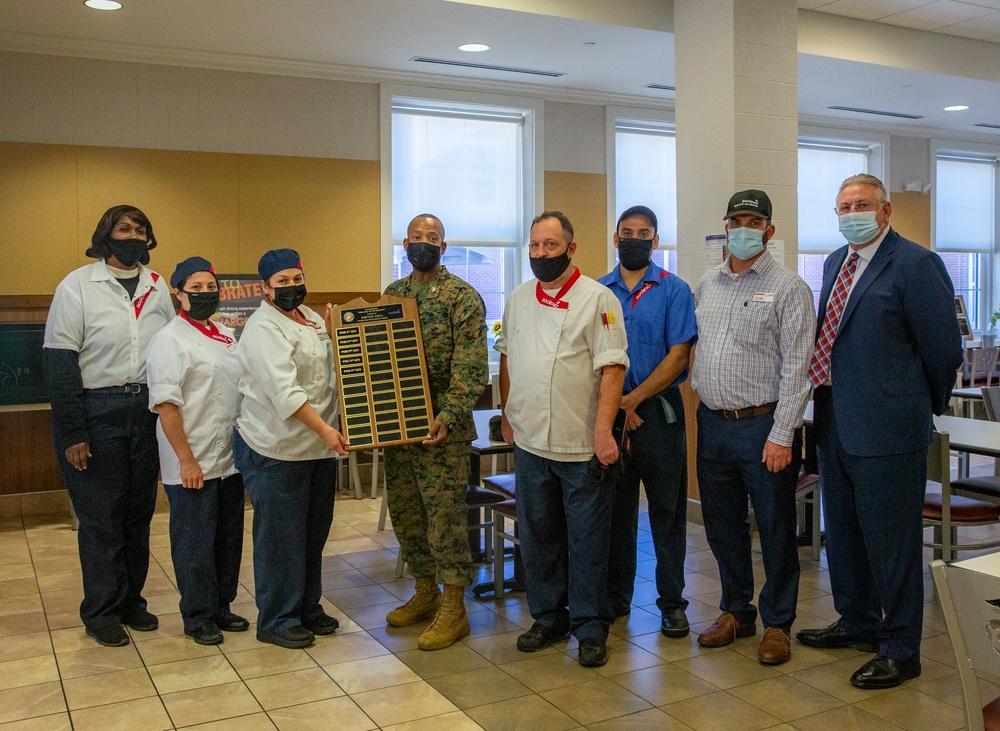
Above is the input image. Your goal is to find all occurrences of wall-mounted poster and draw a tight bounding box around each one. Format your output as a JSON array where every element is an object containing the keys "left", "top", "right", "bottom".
[{"left": 214, "top": 274, "right": 263, "bottom": 340}]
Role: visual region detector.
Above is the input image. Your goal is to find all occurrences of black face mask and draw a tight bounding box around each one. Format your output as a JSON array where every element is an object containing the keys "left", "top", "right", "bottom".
[
  {"left": 107, "top": 237, "right": 149, "bottom": 268},
  {"left": 183, "top": 290, "right": 220, "bottom": 321},
  {"left": 530, "top": 251, "right": 571, "bottom": 283},
  {"left": 406, "top": 242, "right": 442, "bottom": 273},
  {"left": 271, "top": 284, "right": 307, "bottom": 311},
  {"left": 617, "top": 237, "right": 654, "bottom": 271}
]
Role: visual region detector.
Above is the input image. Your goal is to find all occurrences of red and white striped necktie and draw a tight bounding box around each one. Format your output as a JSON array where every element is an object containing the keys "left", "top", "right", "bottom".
[{"left": 808, "top": 252, "right": 859, "bottom": 388}]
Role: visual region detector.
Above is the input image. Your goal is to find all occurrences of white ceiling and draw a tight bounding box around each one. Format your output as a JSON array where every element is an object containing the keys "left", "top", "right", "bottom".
[
  {"left": 801, "top": 0, "right": 1000, "bottom": 40},
  {"left": 0, "top": 0, "right": 998, "bottom": 138}
]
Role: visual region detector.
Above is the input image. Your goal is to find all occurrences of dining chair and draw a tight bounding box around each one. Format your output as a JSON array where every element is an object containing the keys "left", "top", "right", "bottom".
[
  {"left": 970, "top": 346, "right": 1000, "bottom": 388},
  {"left": 930, "top": 559, "right": 1000, "bottom": 731},
  {"left": 923, "top": 431, "right": 1000, "bottom": 562}
]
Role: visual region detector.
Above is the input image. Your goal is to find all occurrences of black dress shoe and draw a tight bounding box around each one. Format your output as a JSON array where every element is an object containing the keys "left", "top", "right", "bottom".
[
  {"left": 86, "top": 624, "right": 130, "bottom": 647},
  {"left": 661, "top": 608, "right": 690, "bottom": 638},
  {"left": 185, "top": 623, "right": 224, "bottom": 646},
  {"left": 516, "top": 623, "right": 570, "bottom": 652},
  {"left": 578, "top": 638, "right": 608, "bottom": 667},
  {"left": 123, "top": 610, "right": 159, "bottom": 632},
  {"left": 796, "top": 622, "right": 878, "bottom": 652},
  {"left": 850, "top": 654, "right": 921, "bottom": 689},
  {"left": 256, "top": 625, "right": 315, "bottom": 649},
  {"left": 215, "top": 612, "right": 250, "bottom": 632},
  {"left": 303, "top": 612, "right": 340, "bottom": 636}
]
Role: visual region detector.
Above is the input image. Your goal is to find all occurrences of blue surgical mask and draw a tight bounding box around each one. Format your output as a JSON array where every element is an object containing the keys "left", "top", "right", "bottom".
[
  {"left": 727, "top": 227, "right": 765, "bottom": 260},
  {"left": 838, "top": 208, "right": 883, "bottom": 245}
]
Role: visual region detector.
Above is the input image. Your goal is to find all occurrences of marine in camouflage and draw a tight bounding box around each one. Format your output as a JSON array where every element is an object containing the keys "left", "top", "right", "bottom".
[{"left": 383, "top": 265, "right": 489, "bottom": 586}]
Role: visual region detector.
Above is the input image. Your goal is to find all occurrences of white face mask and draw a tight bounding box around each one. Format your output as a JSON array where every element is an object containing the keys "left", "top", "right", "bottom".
[{"left": 838, "top": 207, "right": 883, "bottom": 245}]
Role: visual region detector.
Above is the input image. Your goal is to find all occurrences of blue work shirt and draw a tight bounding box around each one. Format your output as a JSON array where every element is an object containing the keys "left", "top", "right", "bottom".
[{"left": 598, "top": 261, "right": 698, "bottom": 394}]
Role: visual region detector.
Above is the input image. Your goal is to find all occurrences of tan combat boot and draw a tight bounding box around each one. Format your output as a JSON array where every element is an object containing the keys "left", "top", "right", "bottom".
[
  {"left": 386, "top": 577, "right": 441, "bottom": 627},
  {"left": 418, "top": 584, "right": 470, "bottom": 651}
]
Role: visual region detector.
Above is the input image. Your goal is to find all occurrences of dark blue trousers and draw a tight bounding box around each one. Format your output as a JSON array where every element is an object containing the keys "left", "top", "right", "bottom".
[
  {"left": 696, "top": 404, "right": 801, "bottom": 630},
  {"left": 513, "top": 445, "right": 614, "bottom": 641},
  {"left": 164, "top": 474, "right": 245, "bottom": 632},
  {"left": 56, "top": 388, "right": 159, "bottom": 631},
  {"left": 608, "top": 388, "right": 688, "bottom": 615},
  {"left": 813, "top": 386, "right": 926, "bottom": 662},
  {"left": 233, "top": 430, "right": 336, "bottom": 634}
]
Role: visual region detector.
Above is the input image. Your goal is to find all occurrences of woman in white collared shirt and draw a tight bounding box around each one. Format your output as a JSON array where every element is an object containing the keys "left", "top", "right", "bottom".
[
  {"left": 147, "top": 256, "right": 247, "bottom": 647},
  {"left": 43, "top": 205, "right": 174, "bottom": 648},
  {"left": 233, "top": 248, "right": 348, "bottom": 649}
]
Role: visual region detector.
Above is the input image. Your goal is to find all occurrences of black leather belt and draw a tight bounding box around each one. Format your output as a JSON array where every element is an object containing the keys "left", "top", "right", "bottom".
[
  {"left": 712, "top": 402, "right": 777, "bottom": 420},
  {"left": 87, "top": 383, "right": 145, "bottom": 395}
]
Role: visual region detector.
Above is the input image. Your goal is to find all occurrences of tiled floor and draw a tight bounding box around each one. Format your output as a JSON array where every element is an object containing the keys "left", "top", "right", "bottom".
[{"left": 1, "top": 465, "right": 997, "bottom": 731}]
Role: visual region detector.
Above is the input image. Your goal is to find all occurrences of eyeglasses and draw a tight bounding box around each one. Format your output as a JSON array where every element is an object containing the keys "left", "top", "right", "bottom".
[{"left": 834, "top": 201, "right": 883, "bottom": 215}]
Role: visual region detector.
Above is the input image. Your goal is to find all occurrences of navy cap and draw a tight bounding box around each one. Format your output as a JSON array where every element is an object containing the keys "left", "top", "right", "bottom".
[
  {"left": 725, "top": 189, "right": 772, "bottom": 220},
  {"left": 258, "top": 248, "right": 303, "bottom": 282},
  {"left": 170, "top": 256, "right": 215, "bottom": 289}
]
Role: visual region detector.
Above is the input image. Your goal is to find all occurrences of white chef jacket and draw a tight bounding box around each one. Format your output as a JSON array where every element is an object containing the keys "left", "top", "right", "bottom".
[
  {"left": 496, "top": 273, "right": 628, "bottom": 461},
  {"left": 147, "top": 315, "right": 241, "bottom": 484},
  {"left": 236, "top": 302, "right": 340, "bottom": 461},
  {"left": 44, "top": 260, "right": 174, "bottom": 387}
]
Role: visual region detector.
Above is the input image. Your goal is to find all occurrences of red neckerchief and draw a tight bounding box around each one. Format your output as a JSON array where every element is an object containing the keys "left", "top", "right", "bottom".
[
  {"left": 630, "top": 270, "right": 669, "bottom": 309},
  {"left": 133, "top": 271, "right": 160, "bottom": 319},
  {"left": 180, "top": 309, "right": 234, "bottom": 345},
  {"left": 535, "top": 267, "right": 581, "bottom": 310}
]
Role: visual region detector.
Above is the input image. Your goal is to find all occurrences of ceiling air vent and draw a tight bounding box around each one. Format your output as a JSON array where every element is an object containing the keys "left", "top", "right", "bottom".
[
  {"left": 646, "top": 83, "right": 675, "bottom": 91},
  {"left": 410, "top": 57, "right": 565, "bottom": 77},
  {"left": 974, "top": 123, "right": 1000, "bottom": 130},
  {"left": 828, "top": 106, "right": 923, "bottom": 120}
]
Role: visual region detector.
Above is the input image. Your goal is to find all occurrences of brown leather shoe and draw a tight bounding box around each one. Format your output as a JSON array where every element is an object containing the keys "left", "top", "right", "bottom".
[
  {"left": 758, "top": 627, "right": 791, "bottom": 665},
  {"left": 697, "top": 612, "right": 756, "bottom": 647}
]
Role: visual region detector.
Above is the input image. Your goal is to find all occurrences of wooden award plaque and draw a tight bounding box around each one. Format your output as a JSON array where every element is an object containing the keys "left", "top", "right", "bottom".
[{"left": 327, "top": 295, "right": 434, "bottom": 450}]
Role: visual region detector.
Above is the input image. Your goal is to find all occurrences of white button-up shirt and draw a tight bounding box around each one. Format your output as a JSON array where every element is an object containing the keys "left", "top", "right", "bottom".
[
  {"left": 44, "top": 260, "right": 174, "bottom": 387},
  {"left": 496, "top": 273, "right": 628, "bottom": 461},
  {"left": 236, "top": 302, "right": 339, "bottom": 461},
  {"left": 147, "top": 316, "right": 241, "bottom": 484}
]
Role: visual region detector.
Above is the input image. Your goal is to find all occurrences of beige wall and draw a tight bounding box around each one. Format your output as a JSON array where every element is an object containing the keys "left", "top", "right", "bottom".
[
  {"left": 543, "top": 171, "right": 610, "bottom": 280},
  {"left": 1, "top": 142, "right": 381, "bottom": 295}
]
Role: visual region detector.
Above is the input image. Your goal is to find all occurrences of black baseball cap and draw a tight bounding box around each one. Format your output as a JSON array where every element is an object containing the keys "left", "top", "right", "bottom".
[{"left": 724, "top": 189, "right": 772, "bottom": 220}]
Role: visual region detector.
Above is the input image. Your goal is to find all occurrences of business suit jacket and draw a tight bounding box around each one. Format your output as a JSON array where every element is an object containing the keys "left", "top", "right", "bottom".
[{"left": 814, "top": 228, "right": 963, "bottom": 457}]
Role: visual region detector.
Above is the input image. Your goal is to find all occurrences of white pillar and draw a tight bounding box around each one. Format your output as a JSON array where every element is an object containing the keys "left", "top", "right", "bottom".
[{"left": 674, "top": 0, "right": 799, "bottom": 284}]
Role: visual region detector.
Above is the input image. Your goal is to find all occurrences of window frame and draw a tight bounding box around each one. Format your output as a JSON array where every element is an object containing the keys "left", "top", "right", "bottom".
[
  {"left": 379, "top": 84, "right": 544, "bottom": 291},
  {"left": 606, "top": 106, "right": 676, "bottom": 273},
  {"left": 931, "top": 139, "right": 1000, "bottom": 332}
]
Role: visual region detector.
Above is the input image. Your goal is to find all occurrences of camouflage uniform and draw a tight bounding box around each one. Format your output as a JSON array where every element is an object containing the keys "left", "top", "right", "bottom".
[{"left": 383, "top": 266, "right": 488, "bottom": 586}]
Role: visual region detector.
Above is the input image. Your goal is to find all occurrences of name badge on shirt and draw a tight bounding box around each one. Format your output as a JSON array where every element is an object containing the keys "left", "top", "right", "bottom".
[{"left": 752, "top": 292, "right": 774, "bottom": 303}]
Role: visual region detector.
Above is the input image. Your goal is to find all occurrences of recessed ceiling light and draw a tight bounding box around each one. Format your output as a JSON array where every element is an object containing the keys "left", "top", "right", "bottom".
[
  {"left": 944, "top": 105, "right": 970, "bottom": 111},
  {"left": 458, "top": 43, "right": 490, "bottom": 52},
  {"left": 84, "top": 0, "right": 122, "bottom": 9}
]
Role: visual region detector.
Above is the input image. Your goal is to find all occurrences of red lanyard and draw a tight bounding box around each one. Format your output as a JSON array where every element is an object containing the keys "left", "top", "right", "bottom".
[
  {"left": 631, "top": 281, "right": 654, "bottom": 308},
  {"left": 180, "top": 310, "right": 234, "bottom": 345},
  {"left": 535, "top": 268, "right": 581, "bottom": 310}
]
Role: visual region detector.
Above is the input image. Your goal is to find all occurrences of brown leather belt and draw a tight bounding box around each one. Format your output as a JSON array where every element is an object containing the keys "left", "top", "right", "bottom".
[{"left": 712, "top": 402, "right": 777, "bottom": 420}]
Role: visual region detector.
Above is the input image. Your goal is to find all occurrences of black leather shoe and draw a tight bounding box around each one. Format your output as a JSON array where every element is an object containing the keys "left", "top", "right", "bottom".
[
  {"left": 661, "top": 608, "right": 690, "bottom": 638},
  {"left": 578, "top": 638, "right": 608, "bottom": 667},
  {"left": 123, "top": 610, "right": 159, "bottom": 632},
  {"left": 256, "top": 625, "right": 315, "bottom": 649},
  {"left": 516, "top": 623, "right": 570, "bottom": 652},
  {"left": 86, "top": 624, "right": 130, "bottom": 647},
  {"left": 303, "top": 612, "right": 340, "bottom": 636},
  {"left": 215, "top": 612, "right": 250, "bottom": 632},
  {"left": 796, "top": 622, "right": 878, "bottom": 652},
  {"left": 185, "top": 623, "right": 224, "bottom": 646},
  {"left": 850, "top": 655, "right": 921, "bottom": 689}
]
